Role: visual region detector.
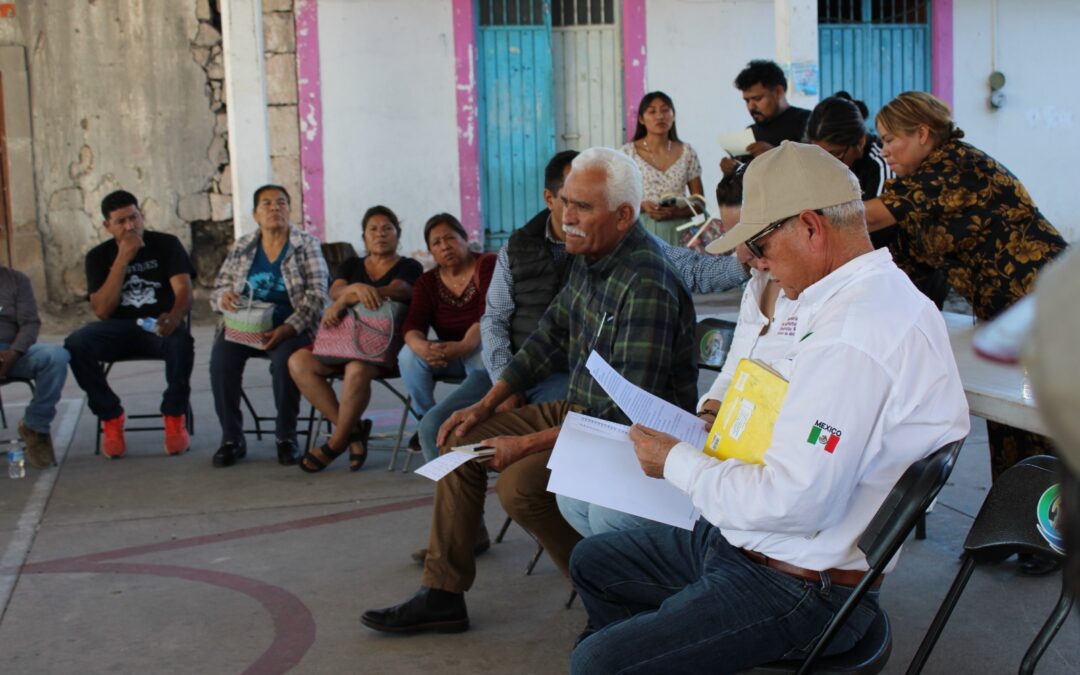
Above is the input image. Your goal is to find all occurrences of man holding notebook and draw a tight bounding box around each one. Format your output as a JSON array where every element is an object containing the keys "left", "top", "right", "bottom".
[{"left": 568, "top": 142, "right": 970, "bottom": 673}]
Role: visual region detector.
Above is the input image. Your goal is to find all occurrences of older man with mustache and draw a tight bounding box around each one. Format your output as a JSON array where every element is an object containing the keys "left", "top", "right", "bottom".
[{"left": 361, "top": 147, "right": 699, "bottom": 635}]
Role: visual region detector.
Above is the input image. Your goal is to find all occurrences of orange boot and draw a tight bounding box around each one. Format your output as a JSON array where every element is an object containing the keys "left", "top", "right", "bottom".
[
  {"left": 164, "top": 414, "right": 190, "bottom": 455},
  {"left": 102, "top": 414, "right": 127, "bottom": 459}
]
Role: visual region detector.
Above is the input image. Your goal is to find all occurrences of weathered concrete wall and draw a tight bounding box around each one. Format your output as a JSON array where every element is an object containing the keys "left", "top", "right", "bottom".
[
  {"left": 12, "top": 0, "right": 220, "bottom": 302},
  {"left": 263, "top": 0, "right": 303, "bottom": 222}
]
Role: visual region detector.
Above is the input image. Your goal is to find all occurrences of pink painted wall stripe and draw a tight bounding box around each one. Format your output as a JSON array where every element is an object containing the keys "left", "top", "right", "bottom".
[
  {"left": 452, "top": 0, "right": 482, "bottom": 241},
  {"left": 621, "top": 0, "right": 647, "bottom": 142},
  {"left": 295, "top": 0, "right": 325, "bottom": 239},
  {"left": 931, "top": 0, "right": 953, "bottom": 108}
]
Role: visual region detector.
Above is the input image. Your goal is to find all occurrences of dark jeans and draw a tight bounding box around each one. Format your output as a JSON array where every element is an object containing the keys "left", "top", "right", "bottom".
[
  {"left": 64, "top": 319, "right": 195, "bottom": 420},
  {"left": 209, "top": 330, "right": 311, "bottom": 445},
  {"left": 570, "top": 520, "right": 879, "bottom": 674}
]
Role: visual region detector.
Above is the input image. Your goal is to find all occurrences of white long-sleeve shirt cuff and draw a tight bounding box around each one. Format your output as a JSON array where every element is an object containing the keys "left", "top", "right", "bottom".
[{"left": 663, "top": 441, "right": 712, "bottom": 493}]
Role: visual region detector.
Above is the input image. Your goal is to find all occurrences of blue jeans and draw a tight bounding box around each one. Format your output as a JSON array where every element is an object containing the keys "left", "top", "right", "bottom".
[
  {"left": 1, "top": 342, "right": 69, "bottom": 433},
  {"left": 557, "top": 494, "right": 656, "bottom": 537},
  {"left": 417, "top": 370, "right": 571, "bottom": 462},
  {"left": 397, "top": 343, "right": 486, "bottom": 418},
  {"left": 209, "top": 330, "right": 312, "bottom": 445},
  {"left": 64, "top": 319, "right": 194, "bottom": 420},
  {"left": 570, "top": 520, "right": 879, "bottom": 673}
]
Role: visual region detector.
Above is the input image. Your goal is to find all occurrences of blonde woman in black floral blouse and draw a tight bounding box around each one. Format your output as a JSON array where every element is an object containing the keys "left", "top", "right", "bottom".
[{"left": 864, "top": 92, "right": 1068, "bottom": 545}]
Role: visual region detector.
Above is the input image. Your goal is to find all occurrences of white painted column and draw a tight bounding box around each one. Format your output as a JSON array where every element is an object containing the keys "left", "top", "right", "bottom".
[
  {"left": 221, "top": 0, "right": 272, "bottom": 236},
  {"left": 774, "top": 0, "right": 820, "bottom": 111}
]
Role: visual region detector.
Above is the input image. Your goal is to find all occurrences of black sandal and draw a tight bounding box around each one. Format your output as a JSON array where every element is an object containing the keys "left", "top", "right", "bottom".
[
  {"left": 299, "top": 442, "right": 346, "bottom": 473},
  {"left": 349, "top": 419, "right": 373, "bottom": 472}
]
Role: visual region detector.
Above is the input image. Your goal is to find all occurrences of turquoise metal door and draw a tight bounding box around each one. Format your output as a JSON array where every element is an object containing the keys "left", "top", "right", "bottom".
[
  {"left": 477, "top": 0, "right": 555, "bottom": 251},
  {"left": 819, "top": 0, "right": 931, "bottom": 121}
]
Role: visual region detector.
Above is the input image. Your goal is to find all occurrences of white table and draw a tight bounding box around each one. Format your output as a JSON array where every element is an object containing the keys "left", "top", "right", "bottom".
[
  {"left": 700, "top": 310, "right": 1046, "bottom": 435},
  {"left": 943, "top": 312, "right": 1045, "bottom": 435}
]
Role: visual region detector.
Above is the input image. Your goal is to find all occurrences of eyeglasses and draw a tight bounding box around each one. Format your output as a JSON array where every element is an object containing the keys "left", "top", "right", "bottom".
[
  {"left": 745, "top": 216, "right": 793, "bottom": 259},
  {"left": 827, "top": 145, "right": 851, "bottom": 162}
]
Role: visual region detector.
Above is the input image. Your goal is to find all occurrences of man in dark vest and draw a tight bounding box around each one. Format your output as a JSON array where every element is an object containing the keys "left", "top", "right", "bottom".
[{"left": 480, "top": 150, "right": 580, "bottom": 408}]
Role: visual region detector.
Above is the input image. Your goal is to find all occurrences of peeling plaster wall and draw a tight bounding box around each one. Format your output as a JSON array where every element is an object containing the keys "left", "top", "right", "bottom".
[
  {"left": 263, "top": 0, "right": 304, "bottom": 222},
  {"left": 19, "top": 0, "right": 218, "bottom": 302}
]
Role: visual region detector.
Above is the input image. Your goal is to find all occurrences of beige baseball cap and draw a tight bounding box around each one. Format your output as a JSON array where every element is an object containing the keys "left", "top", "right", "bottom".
[{"left": 706, "top": 141, "right": 862, "bottom": 255}]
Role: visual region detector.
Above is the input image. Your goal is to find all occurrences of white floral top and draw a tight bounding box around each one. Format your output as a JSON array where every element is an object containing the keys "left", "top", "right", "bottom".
[{"left": 621, "top": 141, "right": 703, "bottom": 203}]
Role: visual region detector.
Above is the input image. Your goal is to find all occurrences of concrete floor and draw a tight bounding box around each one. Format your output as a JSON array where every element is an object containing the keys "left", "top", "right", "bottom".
[{"left": 0, "top": 302, "right": 1077, "bottom": 674}]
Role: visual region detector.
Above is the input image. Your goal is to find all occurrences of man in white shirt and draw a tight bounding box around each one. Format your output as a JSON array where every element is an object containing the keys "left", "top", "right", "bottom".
[{"left": 569, "top": 142, "right": 970, "bottom": 673}]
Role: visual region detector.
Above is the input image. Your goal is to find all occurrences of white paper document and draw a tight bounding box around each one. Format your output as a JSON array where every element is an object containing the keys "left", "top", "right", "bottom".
[
  {"left": 586, "top": 351, "right": 708, "bottom": 448},
  {"left": 547, "top": 413, "right": 700, "bottom": 530},
  {"left": 415, "top": 451, "right": 485, "bottom": 481},
  {"left": 718, "top": 127, "right": 756, "bottom": 156}
]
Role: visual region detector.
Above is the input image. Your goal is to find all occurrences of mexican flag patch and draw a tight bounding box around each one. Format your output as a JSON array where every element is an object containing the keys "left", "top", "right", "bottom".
[{"left": 807, "top": 421, "right": 842, "bottom": 453}]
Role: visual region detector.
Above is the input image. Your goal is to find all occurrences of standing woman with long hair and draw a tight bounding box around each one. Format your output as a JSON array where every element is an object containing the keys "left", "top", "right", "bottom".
[
  {"left": 621, "top": 91, "right": 704, "bottom": 245},
  {"left": 865, "top": 92, "right": 1068, "bottom": 567}
]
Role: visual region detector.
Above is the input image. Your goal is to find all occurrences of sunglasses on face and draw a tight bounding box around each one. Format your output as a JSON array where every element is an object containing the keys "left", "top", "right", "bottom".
[{"left": 746, "top": 216, "right": 793, "bottom": 259}]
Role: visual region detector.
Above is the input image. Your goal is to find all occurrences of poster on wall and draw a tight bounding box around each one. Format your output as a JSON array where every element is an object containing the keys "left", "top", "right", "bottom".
[{"left": 788, "top": 61, "right": 819, "bottom": 98}]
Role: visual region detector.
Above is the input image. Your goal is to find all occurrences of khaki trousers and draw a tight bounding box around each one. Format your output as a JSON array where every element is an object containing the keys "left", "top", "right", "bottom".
[{"left": 421, "top": 400, "right": 583, "bottom": 593}]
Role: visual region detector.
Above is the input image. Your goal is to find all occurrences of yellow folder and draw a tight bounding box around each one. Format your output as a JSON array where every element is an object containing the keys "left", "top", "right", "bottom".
[{"left": 704, "top": 358, "right": 789, "bottom": 464}]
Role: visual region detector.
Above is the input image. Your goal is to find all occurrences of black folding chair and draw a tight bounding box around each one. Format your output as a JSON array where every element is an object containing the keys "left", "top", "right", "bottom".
[
  {"left": 747, "top": 439, "right": 966, "bottom": 675},
  {"left": 0, "top": 376, "right": 36, "bottom": 429},
  {"left": 304, "top": 368, "right": 463, "bottom": 472},
  {"left": 906, "top": 455, "right": 1073, "bottom": 675},
  {"left": 94, "top": 356, "right": 194, "bottom": 455}
]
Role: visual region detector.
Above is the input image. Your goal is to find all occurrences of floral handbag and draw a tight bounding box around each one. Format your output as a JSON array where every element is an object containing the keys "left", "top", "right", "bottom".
[
  {"left": 312, "top": 300, "right": 408, "bottom": 368},
  {"left": 222, "top": 282, "right": 276, "bottom": 349}
]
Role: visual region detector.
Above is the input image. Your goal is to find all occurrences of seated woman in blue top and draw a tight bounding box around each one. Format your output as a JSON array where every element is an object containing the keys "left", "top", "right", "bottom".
[
  {"left": 289, "top": 205, "right": 423, "bottom": 472},
  {"left": 209, "top": 184, "right": 328, "bottom": 468}
]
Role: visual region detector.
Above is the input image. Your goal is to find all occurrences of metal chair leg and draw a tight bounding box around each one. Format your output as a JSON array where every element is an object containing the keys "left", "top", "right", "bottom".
[
  {"left": 386, "top": 400, "right": 411, "bottom": 471},
  {"left": 240, "top": 389, "right": 262, "bottom": 440},
  {"left": 495, "top": 515, "right": 513, "bottom": 544},
  {"left": 525, "top": 538, "right": 545, "bottom": 576},
  {"left": 566, "top": 589, "right": 577, "bottom": 609},
  {"left": 1019, "top": 577, "right": 1075, "bottom": 675},
  {"left": 906, "top": 555, "right": 978, "bottom": 674}
]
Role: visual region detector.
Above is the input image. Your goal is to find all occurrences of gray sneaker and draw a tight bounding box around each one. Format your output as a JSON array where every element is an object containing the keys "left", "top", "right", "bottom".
[{"left": 18, "top": 420, "right": 55, "bottom": 469}]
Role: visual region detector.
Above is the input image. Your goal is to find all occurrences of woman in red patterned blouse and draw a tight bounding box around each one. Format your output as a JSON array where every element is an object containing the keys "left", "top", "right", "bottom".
[{"left": 398, "top": 214, "right": 496, "bottom": 432}]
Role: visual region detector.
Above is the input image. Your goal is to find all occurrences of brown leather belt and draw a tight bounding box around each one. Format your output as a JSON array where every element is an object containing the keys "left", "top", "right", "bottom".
[{"left": 740, "top": 549, "right": 882, "bottom": 589}]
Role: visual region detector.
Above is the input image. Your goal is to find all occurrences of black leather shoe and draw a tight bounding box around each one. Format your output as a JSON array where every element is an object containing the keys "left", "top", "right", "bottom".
[
  {"left": 212, "top": 442, "right": 246, "bottom": 468},
  {"left": 276, "top": 440, "right": 300, "bottom": 465},
  {"left": 360, "top": 588, "right": 469, "bottom": 634}
]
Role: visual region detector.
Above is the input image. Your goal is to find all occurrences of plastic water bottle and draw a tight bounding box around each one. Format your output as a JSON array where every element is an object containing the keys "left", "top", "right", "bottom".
[
  {"left": 8, "top": 446, "right": 25, "bottom": 479},
  {"left": 136, "top": 317, "right": 157, "bottom": 333}
]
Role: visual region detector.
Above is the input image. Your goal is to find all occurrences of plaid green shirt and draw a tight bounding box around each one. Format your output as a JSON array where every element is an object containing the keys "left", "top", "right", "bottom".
[{"left": 500, "top": 222, "right": 698, "bottom": 423}]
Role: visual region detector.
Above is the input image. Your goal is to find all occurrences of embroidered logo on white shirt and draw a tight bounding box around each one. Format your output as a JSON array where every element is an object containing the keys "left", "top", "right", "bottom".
[{"left": 807, "top": 420, "right": 842, "bottom": 453}]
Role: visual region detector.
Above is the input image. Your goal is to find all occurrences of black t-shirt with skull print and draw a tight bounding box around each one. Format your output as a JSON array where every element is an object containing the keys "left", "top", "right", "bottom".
[{"left": 85, "top": 230, "right": 197, "bottom": 320}]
